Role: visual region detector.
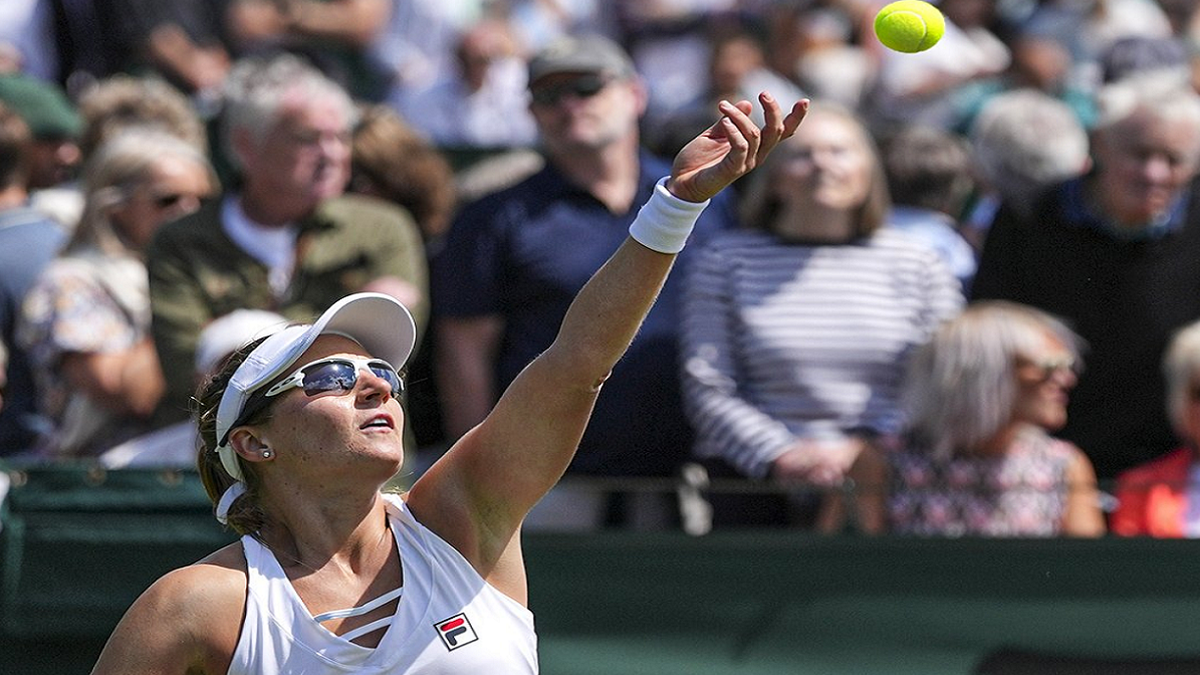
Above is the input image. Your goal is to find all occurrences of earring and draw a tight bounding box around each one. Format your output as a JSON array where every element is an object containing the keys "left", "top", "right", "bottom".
[{"left": 261, "top": 448, "right": 273, "bottom": 459}]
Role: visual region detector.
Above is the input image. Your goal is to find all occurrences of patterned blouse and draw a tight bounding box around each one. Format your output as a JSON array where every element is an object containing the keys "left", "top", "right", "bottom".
[
  {"left": 18, "top": 251, "right": 153, "bottom": 457},
  {"left": 887, "top": 427, "right": 1079, "bottom": 537}
]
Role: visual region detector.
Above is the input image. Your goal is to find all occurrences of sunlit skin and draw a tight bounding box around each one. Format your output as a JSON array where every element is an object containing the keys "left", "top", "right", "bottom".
[
  {"left": 1091, "top": 107, "right": 1200, "bottom": 228},
  {"left": 1011, "top": 333, "right": 1077, "bottom": 434},
  {"left": 242, "top": 335, "right": 407, "bottom": 493},
  {"left": 109, "top": 156, "right": 213, "bottom": 251}
]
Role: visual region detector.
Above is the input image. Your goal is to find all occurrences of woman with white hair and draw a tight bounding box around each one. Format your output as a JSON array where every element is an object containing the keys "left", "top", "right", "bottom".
[
  {"left": 1111, "top": 320, "right": 1200, "bottom": 537},
  {"left": 821, "top": 301, "right": 1106, "bottom": 537},
  {"left": 18, "top": 126, "right": 214, "bottom": 458}
]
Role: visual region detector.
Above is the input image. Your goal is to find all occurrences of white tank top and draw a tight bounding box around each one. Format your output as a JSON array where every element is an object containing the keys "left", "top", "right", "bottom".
[{"left": 228, "top": 494, "right": 539, "bottom": 674}]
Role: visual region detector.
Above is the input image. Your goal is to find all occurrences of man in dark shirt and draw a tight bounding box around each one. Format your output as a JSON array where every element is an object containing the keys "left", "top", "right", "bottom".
[
  {"left": 972, "top": 78, "right": 1200, "bottom": 480},
  {"left": 432, "top": 34, "right": 736, "bottom": 528}
]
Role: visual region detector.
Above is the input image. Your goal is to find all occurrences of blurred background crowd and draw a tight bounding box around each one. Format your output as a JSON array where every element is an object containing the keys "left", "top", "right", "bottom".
[{"left": 3, "top": 0, "right": 1200, "bottom": 538}]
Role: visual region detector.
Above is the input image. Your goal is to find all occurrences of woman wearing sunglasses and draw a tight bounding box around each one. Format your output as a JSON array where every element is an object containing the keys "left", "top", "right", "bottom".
[
  {"left": 820, "top": 300, "right": 1106, "bottom": 537},
  {"left": 18, "top": 126, "right": 214, "bottom": 459},
  {"left": 89, "top": 94, "right": 807, "bottom": 674}
]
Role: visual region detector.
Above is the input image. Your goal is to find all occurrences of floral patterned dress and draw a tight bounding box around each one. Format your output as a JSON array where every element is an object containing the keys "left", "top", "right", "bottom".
[
  {"left": 18, "top": 250, "right": 152, "bottom": 457},
  {"left": 887, "top": 427, "right": 1079, "bottom": 536}
]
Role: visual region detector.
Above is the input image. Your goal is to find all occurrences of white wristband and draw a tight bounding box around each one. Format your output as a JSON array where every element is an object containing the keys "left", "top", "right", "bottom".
[{"left": 628, "top": 177, "right": 710, "bottom": 254}]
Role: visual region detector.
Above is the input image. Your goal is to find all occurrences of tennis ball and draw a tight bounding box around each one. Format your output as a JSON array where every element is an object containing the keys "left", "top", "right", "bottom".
[{"left": 874, "top": 0, "right": 945, "bottom": 53}]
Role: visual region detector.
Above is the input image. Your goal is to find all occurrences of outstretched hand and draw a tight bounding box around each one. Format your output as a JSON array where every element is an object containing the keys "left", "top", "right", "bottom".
[{"left": 666, "top": 93, "right": 808, "bottom": 203}]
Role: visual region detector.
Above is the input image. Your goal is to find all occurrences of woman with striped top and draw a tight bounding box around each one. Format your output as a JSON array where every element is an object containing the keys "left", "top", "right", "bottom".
[{"left": 680, "top": 103, "right": 964, "bottom": 526}]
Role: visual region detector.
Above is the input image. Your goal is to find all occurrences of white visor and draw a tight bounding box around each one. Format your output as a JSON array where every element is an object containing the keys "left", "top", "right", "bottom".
[{"left": 213, "top": 293, "right": 416, "bottom": 481}]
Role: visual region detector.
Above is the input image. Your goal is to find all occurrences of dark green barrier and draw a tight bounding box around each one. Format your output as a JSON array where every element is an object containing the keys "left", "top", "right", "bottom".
[{"left": 4, "top": 466, "right": 1200, "bottom": 674}]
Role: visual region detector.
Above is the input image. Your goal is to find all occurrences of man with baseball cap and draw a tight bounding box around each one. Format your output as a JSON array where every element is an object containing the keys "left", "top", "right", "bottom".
[{"left": 432, "top": 33, "right": 738, "bottom": 530}]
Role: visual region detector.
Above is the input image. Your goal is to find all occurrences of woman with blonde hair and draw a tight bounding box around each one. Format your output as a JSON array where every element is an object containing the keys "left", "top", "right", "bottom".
[
  {"left": 18, "top": 126, "right": 215, "bottom": 457},
  {"left": 822, "top": 300, "right": 1106, "bottom": 537}
]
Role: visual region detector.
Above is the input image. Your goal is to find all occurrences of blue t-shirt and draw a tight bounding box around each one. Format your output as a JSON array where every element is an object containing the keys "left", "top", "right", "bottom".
[{"left": 431, "top": 152, "right": 736, "bottom": 476}]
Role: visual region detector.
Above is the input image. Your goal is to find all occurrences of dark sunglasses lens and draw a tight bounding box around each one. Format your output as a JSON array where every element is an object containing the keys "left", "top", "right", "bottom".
[
  {"left": 154, "top": 193, "right": 184, "bottom": 208},
  {"left": 532, "top": 74, "right": 608, "bottom": 105},
  {"left": 369, "top": 363, "right": 404, "bottom": 396},
  {"left": 572, "top": 75, "right": 606, "bottom": 97},
  {"left": 301, "top": 361, "right": 358, "bottom": 395}
]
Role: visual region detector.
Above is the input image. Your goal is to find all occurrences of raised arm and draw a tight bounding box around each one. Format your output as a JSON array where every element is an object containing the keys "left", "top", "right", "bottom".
[{"left": 407, "top": 94, "right": 807, "bottom": 582}]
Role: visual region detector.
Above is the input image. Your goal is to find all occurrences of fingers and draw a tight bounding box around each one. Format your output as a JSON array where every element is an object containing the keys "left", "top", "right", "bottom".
[
  {"left": 756, "top": 94, "right": 809, "bottom": 161},
  {"left": 782, "top": 99, "right": 809, "bottom": 139},
  {"left": 717, "top": 99, "right": 761, "bottom": 173}
]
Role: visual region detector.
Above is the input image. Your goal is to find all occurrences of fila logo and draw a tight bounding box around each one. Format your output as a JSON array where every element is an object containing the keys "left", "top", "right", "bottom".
[{"left": 434, "top": 613, "right": 479, "bottom": 651}]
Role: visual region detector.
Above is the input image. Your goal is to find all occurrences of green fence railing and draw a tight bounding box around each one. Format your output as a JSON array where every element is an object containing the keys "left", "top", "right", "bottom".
[{"left": 3, "top": 465, "right": 1200, "bottom": 674}]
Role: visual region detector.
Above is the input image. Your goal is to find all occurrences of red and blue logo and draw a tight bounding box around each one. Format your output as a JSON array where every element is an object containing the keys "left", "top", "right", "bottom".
[{"left": 434, "top": 613, "right": 478, "bottom": 651}]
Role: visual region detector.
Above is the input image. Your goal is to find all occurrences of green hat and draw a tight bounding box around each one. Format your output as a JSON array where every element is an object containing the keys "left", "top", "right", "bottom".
[{"left": 0, "top": 74, "right": 82, "bottom": 140}]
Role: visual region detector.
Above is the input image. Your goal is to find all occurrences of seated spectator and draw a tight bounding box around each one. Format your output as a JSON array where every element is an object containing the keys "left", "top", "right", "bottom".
[
  {"left": 77, "top": 74, "right": 209, "bottom": 161},
  {"left": 963, "top": 88, "right": 1090, "bottom": 248},
  {"left": 0, "top": 73, "right": 84, "bottom": 227},
  {"left": 396, "top": 19, "right": 538, "bottom": 149},
  {"left": 882, "top": 124, "right": 978, "bottom": 292},
  {"left": 18, "top": 128, "right": 215, "bottom": 458},
  {"left": 0, "top": 101, "right": 67, "bottom": 456},
  {"left": 679, "top": 103, "right": 964, "bottom": 527},
  {"left": 971, "top": 77, "right": 1200, "bottom": 481},
  {"left": 99, "top": 308, "right": 287, "bottom": 469},
  {"left": 147, "top": 54, "right": 427, "bottom": 429},
  {"left": 1111, "top": 319, "right": 1200, "bottom": 537},
  {"left": 822, "top": 301, "right": 1106, "bottom": 537},
  {"left": 349, "top": 104, "right": 457, "bottom": 247},
  {"left": 34, "top": 73, "right": 213, "bottom": 234}
]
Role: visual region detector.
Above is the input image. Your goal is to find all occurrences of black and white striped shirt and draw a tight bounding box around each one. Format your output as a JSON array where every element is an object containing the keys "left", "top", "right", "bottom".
[{"left": 680, "top": 228, "right": 965, "bottom": 478}]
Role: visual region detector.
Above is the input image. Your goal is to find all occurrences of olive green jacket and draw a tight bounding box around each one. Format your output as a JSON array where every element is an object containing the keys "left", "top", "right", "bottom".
[{"left": 147, "top": 193, "right": 428, "bottom": 424}]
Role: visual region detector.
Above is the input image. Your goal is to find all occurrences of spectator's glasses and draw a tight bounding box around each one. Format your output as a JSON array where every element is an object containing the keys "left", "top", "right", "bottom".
[
  {"left": 530, "top": 74, "right": 613, "bottom": 106},
  {"left": 264, "top": 356, "right": 404, "bottom": 399},
  {"left": 151, "top": 193, "right": 188, "bottom": 209},
  {"left": 1018, "top": 355, "right": 1078, "bottom": 383}
]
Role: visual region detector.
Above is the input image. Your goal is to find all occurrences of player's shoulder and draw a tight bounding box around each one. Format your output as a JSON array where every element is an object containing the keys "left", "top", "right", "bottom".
[{"left": 143, "top": 541, "right": 248, "bottom": 617}]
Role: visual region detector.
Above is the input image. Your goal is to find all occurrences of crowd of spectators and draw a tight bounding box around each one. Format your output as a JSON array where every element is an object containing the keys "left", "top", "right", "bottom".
[{"left": 2, "top": 0, "right": 1200, "bottom": 537}]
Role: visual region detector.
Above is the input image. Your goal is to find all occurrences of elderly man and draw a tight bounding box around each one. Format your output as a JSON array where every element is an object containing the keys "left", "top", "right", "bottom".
[
  {"left": 431, "top": 34, "right": 737, "bottom": 529},
  {"left": 972, "top": 77, "right": 1200, "bottom": 481},
  {"left": 147, "top": 54, "right": 427, "bottom": 426}
]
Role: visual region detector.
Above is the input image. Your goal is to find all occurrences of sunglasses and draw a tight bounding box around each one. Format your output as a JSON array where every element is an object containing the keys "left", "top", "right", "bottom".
[
  {"left": 264, "top": 356, "right": 404, "bottom": 399},
  {"left": 217, "top": 356, "right": 403, "bottom": 448},
  {"left": 1019, "top": 355, "right": 1078, "bottom": 382},
  {"left": 148, "top": 191, "right": 208, "bottom": 209},
  {"left": 530, "top": 73, "right": 612, "bottom": 106}
]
